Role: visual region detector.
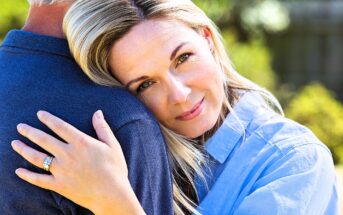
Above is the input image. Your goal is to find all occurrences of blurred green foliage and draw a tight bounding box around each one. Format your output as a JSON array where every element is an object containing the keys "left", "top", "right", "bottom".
[
  {"left": 285, "top": 83, "right": 343, "bottom": 164},
  {"left": 193, "top": 0, "right": 289, "bottom": 42},
  {"left": 222, "top": 30, "right": 276, "bottom": 90},
  {"left": 194, "top": 0, "right": 279, "bottom": 91},
  {"left": 0, "top": 0, "right": 29, "bottom": 40},
  {"left": 192, "top": 0, "right": 232, "bottom": 24}
]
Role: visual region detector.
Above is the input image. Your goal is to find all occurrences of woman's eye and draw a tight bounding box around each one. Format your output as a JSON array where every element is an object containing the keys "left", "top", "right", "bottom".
[
  {"left": 176, "top": 53, "right": 192, "bottom": 67},
  {"left": 136, "top": 80, "right": 154, "bottom": 94}
]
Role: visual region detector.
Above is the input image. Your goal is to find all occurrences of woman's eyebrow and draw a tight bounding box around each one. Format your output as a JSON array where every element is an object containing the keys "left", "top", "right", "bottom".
[
  {"left": 170, "top": 42, "right": 188, "bottom": 61},
  {"left": 125, "top": 75, "right": 149, "bottom": 88},
  {"left": 125, "top": 42, "right": 189, "bottom": 89}
]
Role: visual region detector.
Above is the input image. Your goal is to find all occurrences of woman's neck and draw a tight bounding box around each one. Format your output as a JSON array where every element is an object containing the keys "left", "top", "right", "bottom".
[{"left": 197, "top": 87, "right": 239, "bottom": 145}]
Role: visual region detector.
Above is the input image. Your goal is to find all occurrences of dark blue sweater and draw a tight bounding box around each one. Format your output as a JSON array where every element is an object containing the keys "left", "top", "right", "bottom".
[{"left": 0, "top": 30, "right": 173, "bottom": 215}]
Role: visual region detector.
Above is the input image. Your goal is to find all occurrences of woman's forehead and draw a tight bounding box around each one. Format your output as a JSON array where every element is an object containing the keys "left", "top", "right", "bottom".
[
  {"left": 116, "top": 19, "right": 194, "bottom": 50},
  {"left": 109, "top": 19, "right": 200, "bottom": 74}
]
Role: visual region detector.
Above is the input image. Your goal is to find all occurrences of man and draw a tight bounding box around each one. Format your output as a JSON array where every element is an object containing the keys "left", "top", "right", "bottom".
[{"left": 0, "top": 0, "right": 173, "bottom": 214}]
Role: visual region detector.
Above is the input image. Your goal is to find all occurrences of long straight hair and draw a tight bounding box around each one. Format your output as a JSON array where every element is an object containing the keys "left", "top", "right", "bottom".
[{"left": 63, "top": 1, "right": 283, "bottom": 214}]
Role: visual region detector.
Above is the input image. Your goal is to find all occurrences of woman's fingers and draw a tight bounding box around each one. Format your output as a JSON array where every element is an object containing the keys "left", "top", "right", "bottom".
[
  {"left": 17, "top": 123, "right": 65, "bottom": 156},
  {"left": 15, "top": 168, "right": 54, "bottom": 190},
  {"left": 93, "top": 110, "right": 128, "bottom": 176},
  {"left": 37, "top": 111, "right": 93, "bottom": 145},
  {"left": 92, "top": 110, "right": 116, "bottom": 146},
  {"left": 11, "top": 140, "right": 55, "bottom": 171}
]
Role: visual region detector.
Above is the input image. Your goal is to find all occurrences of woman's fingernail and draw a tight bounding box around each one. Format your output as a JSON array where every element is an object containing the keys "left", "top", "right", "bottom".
[
  {"left": 11, "top": 140, "right": 20, "bottom": 149},
  {"left": 37, "top": 110, "right": 46, "bottom": 119},
  {"left": 95, "top": 110, "right": 104, "bottom": 119},
  {"left": 17, "top": 123, "right": 26, "bottom": 131},
  {"left": 15, "top": 168, "right": 24, "bottom": 176}
]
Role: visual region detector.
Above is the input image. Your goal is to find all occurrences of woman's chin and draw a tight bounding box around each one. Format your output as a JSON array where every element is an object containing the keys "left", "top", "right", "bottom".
[
  {"left": 174, "top": 128, "right": 201, "bottom": 139},
  {"left": 181, "top": 124, "right": 214, "bottom": 139},
  {"left": 169, "top": 115, "right": 219, "bottom": 139}
]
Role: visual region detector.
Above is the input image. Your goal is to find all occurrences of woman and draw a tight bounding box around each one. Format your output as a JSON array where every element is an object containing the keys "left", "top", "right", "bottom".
[{"left": 11, "top": 0, "right": 338, "bottom": 214}]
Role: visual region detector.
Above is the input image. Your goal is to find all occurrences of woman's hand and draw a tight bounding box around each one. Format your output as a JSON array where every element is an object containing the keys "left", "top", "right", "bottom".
[{"left": 11, "top": 110, "right": 145, "bottom": 215}]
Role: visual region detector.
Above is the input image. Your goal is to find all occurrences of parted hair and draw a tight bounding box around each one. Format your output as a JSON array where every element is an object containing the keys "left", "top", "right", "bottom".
[{"left": 63, "top": 0, "right": 283, "bottom": 214}]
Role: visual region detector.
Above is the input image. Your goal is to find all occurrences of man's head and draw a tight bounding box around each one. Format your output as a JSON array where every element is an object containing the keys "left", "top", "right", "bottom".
[
  {"left": 28, "top": 0, "right": 72, "bottom": 5},
  {"left": 24, "top": 0, "right": 74, "bottom": 37}
]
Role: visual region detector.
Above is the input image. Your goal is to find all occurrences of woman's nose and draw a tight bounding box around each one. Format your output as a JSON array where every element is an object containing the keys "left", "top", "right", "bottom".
[{"left": 167, "top": 77, "right": 191, "bottom": 105}]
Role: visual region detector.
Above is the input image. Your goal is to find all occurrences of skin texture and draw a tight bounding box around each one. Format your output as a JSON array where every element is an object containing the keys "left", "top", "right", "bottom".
[{"left": 110, "top": 19, "right": 224, "bottom": 138}]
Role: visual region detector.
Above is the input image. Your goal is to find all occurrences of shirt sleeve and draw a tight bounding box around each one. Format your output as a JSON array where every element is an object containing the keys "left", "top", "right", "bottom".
[{"left": 233, "top": 143, "right": 339, "bottom": 215}]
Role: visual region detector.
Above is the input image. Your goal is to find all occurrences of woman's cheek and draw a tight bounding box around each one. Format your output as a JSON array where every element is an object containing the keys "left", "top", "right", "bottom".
[
  {"left": 142, "top": 95, "right": 166, "bottom": 122},
  {"left": 195, "top": 63, "right": 217, "bottom": 81}
]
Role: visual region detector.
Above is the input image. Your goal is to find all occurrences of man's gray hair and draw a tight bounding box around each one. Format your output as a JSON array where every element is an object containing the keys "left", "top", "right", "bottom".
[{"left": 28, "top": 0, "right": 73, "bottom": 5}]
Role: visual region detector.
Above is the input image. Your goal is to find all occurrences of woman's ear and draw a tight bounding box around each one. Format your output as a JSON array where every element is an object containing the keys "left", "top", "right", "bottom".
[{"left": 200, "top": 26, "right": 215, "bottom": 53}]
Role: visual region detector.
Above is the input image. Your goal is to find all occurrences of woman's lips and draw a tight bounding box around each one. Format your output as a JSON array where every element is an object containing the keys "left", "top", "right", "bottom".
[{"left": 176, "top": 98, "right": 204, "bottom": 121}]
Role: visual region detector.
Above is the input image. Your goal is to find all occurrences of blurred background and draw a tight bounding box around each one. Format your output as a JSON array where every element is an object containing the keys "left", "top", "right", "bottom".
[{"left": 1, "top": 0, "right": 342, "bottom": 210}]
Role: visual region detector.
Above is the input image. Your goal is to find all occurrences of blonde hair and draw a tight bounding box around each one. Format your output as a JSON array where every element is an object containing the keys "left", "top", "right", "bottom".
[{"left": 63, "top": 0, "right": 282, "bottom": 214}]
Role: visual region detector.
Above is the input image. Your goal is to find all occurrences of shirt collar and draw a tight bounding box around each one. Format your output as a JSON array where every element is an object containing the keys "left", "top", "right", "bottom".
[
  {"left": 1, "top": 30, "right": 72, "bottom": 59},
  {"left": 204, "top": 90, "right": 274, "bottom": 163}
]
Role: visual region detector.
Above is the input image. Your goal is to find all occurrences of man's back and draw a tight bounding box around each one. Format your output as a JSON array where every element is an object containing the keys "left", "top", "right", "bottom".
[{"left": 0, "top": 30, "right": 173, "bottom": 215}]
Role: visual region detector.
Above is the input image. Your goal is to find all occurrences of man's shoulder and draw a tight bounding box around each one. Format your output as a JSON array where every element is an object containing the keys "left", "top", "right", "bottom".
[{"left": 0, "top": 51, "right": 153, "bottom": 128}]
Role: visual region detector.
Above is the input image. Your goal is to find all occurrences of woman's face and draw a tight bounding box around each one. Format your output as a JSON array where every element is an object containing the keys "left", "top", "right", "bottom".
[{"left": 109, "top": 19, "right": 224, "bottom": 138}]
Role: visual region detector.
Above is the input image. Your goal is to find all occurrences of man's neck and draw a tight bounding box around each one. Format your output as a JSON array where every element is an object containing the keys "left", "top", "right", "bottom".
[{"left": 22, "top": 3, "right": 71, "bottom": 38}]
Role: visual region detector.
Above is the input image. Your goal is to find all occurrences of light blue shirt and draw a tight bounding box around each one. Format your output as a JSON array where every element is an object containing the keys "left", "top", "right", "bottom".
[{"left": 195, "top": 91, "right": 339, "bottom": 215}]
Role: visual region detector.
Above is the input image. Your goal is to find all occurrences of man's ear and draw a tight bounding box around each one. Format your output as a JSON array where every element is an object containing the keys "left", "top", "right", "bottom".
[{"left": 200, "top": 26, "right": 214, "bottom": 52}]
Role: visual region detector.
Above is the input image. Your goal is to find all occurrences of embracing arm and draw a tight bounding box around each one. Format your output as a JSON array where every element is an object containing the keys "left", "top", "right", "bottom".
[{"left": 12, "top": 110, "right": 146, "bottom": 215}]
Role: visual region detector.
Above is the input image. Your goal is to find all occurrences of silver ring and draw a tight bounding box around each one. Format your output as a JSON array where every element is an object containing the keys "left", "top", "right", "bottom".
[{"left": 43, "top": 156, "right": 54, "bottom": 172}]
